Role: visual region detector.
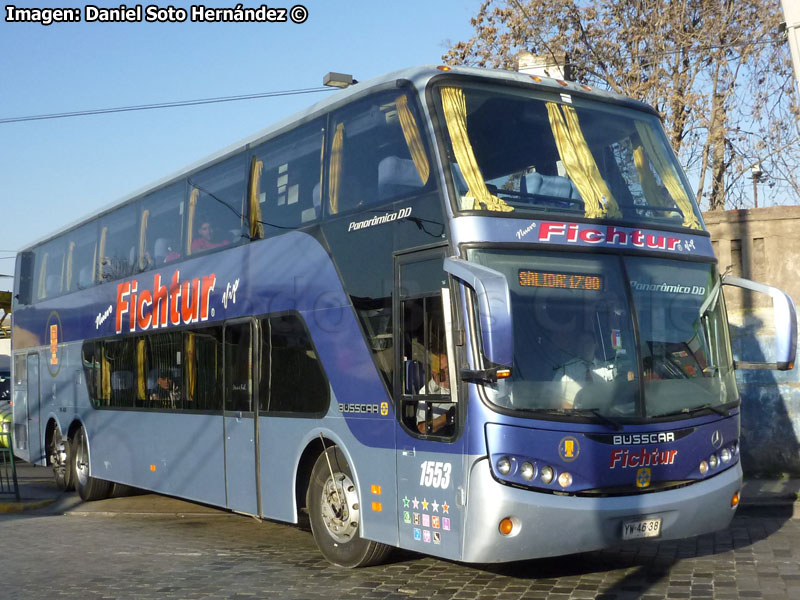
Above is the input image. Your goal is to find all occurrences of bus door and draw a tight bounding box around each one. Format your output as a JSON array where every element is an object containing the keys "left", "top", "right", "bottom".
[
  {"left": 26, "top": 353, "right": 43, "bottom": 464},
  {"left": 223, "top": 319, "right": 260, "bottom": 515},
  {"left": 394, "top": 248, "right": 466, "bottom": 558}
]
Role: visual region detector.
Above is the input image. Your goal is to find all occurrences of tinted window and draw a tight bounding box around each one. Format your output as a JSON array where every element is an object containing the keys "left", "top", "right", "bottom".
[
  {"left": 328, "top": 91, "right": 433, "bottom": 215},
  {"left": 144, "top": 332, "right": 183, "bottom": 409},
  {"left": 34, "top": 237, "right": 67, "bottom": 300},
  {"left": 99, "top": 204, "right": 139, "bottom": 282},
  {"left": 186, "top": 327, "right": 222, "bottom": 411},
  {"left": 187, "top": 155, "right": 247, "bottom": 256},
  {"left": 140, "top": 182, "right": 185, "bottom": 269},
  {"left": 251, "top": 119, "right": 324, "bottom": 235},
  {"left": 225, "top": 322, "right": 252, "bottom": 412},
  {"left": 259, "top": 313, "right": 328, "bottom": 414},
  {"left": 103, "top": 337, "right": 138, "bottom": 407},
  {"left": 66, "top": 221, "right": 98, "bottom": 291}
]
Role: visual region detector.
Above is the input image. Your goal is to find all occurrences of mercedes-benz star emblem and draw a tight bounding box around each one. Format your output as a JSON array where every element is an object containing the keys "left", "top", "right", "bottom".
[{"left": 711, "top": 430, "right": 723, "bottom": 449}]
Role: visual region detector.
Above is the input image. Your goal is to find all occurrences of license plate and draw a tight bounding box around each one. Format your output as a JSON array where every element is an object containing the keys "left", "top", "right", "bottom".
[{"left": 622, "top": 517, "right": 662, "bottom": 540}]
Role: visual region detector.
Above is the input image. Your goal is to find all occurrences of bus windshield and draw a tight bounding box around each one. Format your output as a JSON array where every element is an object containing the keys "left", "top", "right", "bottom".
[
  {"left": 437, "top": 84, "right": 704, "bottom": 231},
  {"left": 467, "top": 249, "right": 738, "bottom": 420}
]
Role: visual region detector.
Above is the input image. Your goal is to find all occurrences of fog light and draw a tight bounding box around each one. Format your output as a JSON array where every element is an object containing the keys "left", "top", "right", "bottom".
[
  {"left": 520, "top": 461, "right": 535, "bottom": 481},
  {"left": 731, "top": 491, "right": 740, "bottom": 508},
  {"left": 540, "top": 465, "right": 554, "bottom": 485},
  {"left": 720, "top": 448, "right": 732, "bottom": 464},
  {"left": 497, "top": 457, "right": 511, "bottom": 476},
  {"left": 558, "top": 472, "right": 573, "bottom": 488},
  {"left": 699, "top": 460, "right": 709, "bottom": 475},
  {"left": 499, "top": 518, "right": 514, "bottom": 536},
  {"left": 709, "top": 454, "right": 719, "bottom": 469}
]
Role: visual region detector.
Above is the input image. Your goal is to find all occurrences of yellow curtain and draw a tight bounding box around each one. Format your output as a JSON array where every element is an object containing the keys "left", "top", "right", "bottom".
[
  {"left": 249, "top": 157, "right": 264, "bottom": 240},
  {"left": 328, "top": 122, "right": 345, "bottom": 215},
  {"left": 91, "top": 242, "right": 97, "bottom": 286},
  {"left": 633, "top": 146, "right": 671, "bottom": 209},
  {"left": 546, "top": 103, "right": 621, "bottom": 219},
  {"left": 98, "top": 227, "right": 107, "bottom": 281},
  {"left": 139, "top": 209, "right": 150, "bottom": 270},
  {"left": 136, "top": 339, "right": 146, "bottom": 404},
  {"left": 186, "top": 188, "right": 199, "bottom": 255},
  {"left": 37, "top": 254, "right": 48, "bottom": 299},
  {"left": 186, "top": 333, "right": 196, "bottom": 404},
  {"left": 440, "top": 87, "right": 513, "bottom": 212},
  {"left": 101, "top": 347, "right": 111, "bottom": 403},
  {"left": 66, "top": 241, "right": 75, "bottom": 291},
  {"left": 634, "top": 122, "right": 701, "bottom": 230},
  {"left": 395, "top": 94, "right": 430, "bottom": 185}
]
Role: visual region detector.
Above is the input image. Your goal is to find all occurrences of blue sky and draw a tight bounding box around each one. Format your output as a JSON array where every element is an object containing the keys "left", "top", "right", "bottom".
[{"left": 0, "top": 0, "right": 480, "bottom": 291}]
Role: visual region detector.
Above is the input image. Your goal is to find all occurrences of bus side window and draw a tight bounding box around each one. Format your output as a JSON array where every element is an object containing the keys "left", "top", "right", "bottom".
[
  {"left": 98, "top": 203, "right": 138, "bottom": 281},
  {"left": 186, "top": 155, "right": 248, "bottom": 256},
  {"left": 224, "top": 323, "right": 252, "bottom": 413},
  {"left": 250, "top": 118, "right": 325, "bottom": 236},
  {"left": 67, "top": 221, "right": 99, "bottom": 291},
  {"left": 259, "top": 313, "right": 329, "bottom": 415},
  {"left": 33, "top": 237, "right": 67, "bottom": 301},
  {"left": 139, "top": 182, "right": 185, "bottom": 269},
  {"left": 327, "top": 91, "right": 432, "bottom": 216},
  {"left": 401, "top": 295, "right": 454, "bottom": 437}
]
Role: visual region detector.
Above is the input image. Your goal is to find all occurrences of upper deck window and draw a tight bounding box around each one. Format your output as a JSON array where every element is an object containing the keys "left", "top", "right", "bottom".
[
  {"left": 327, "top": 90, "right": 433, "bottom": 216},
  {"left": 186, "top": 155, "right": 248, "bottom": 257},
  {"left": 436, "top": 84, "right": 703, "bottom": 231}
]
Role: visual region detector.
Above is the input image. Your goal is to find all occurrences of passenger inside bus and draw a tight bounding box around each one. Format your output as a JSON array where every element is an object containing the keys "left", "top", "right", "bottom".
[
  {"left": 191, "top": 219, "right": 230, "bottom": 253},
  {"left": 148, "top": 369, "right": 180, "bottom": 408}
]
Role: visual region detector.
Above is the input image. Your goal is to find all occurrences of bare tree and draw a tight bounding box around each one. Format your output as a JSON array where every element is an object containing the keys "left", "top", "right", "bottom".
[{"left": 445, "top": 0, "right": 799, "bottom": 210}]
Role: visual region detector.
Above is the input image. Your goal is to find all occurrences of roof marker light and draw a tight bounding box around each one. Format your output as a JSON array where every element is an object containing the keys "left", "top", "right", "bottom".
[
  {"left": 556, "top": 80, "right": 568, "bottom": 87},
  {"left": 437, "top": 65, "right": 452, "bottom": 71},
  {"left": 530, "top": 75, "right": 542, "bottom": 82}
]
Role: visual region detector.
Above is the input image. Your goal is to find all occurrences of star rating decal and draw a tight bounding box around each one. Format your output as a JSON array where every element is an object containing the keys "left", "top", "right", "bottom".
[
  {"left": 412, "top": 497, "right": 419, "bottom": 509},
  {"left": 402, "top": 496, "right": 410, "bottom": 508},
  {"left": 431, "top": 499, "right": 440, "bottom": 513}
]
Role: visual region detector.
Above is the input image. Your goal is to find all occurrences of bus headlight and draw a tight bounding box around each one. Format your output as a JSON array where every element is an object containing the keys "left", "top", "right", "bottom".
[
  {"left": 496, "top": 457, "right": 511, "bottom": 476},
  {"left": 709, "top": 454, "right": 719, "bottom": 469},
  {"left": 520, "top": 461, "right": 535, "bottom": 481},
  {"left": 699, "top": 460, "right": 709, "bottom": 475},
  {"left": 557, "top": 472, "right": 572, "bottom": 488},
  {"left": 540, "top": 466, "right": 554, "bottom": 485},
  {"left": 720, "top": 448, "right": 732, "bottom": 464}
]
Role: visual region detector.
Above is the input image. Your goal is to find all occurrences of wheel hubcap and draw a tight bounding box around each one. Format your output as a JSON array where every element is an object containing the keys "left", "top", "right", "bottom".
[
  {"left": 75, "top": 433, "right": 89, "bottom": 486},
  {"left": 319, "top": 472, "right": 360, "bottom": 543}
]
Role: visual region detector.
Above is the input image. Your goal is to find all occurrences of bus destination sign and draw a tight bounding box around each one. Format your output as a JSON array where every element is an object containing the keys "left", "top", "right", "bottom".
[{"left": 518, "top": 270, "right": 604, "bottom": 291}]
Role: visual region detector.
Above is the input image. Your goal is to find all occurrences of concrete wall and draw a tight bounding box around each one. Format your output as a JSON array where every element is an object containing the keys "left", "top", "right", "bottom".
[{"left": 704, "top": 207, "right": 800, "bottom": 476}]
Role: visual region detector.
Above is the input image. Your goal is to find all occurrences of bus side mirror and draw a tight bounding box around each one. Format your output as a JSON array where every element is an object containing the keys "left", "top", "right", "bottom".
[
  {"left": 443, "top": 257, "right": 513, "bottom": 368},
  {"left": 723, "top": 276, "right": 797, "bottom": 371}
]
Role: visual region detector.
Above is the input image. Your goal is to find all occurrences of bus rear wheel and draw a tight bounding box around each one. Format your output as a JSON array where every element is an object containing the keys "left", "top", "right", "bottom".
[
  {"left": 49, "top": 429, "right": 73, "bottom": 491},
  {"left": 71, "top": 426, "right": 112, "bottom": 501},
  {"left": 307, "top": 446, "right": 391, "bottom": 568}
]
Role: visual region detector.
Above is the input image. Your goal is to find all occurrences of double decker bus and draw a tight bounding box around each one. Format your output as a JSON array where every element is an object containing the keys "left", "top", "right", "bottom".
[{"left": 11, "top": 66, "right": 796, "bottom": 567}]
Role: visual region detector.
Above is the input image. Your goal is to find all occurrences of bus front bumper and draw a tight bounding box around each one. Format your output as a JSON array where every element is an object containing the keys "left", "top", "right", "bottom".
[{"left": 461, "top": 458, "right": 741, "bottom": 563}]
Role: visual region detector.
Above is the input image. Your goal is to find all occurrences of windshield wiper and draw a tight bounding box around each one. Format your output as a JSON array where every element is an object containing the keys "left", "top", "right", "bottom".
[
  {"left": 657, "top": 404, "right": 730, "bottom": 418},
  {"left": 522, "top": 407, "right": 623, "bottom": 430}
]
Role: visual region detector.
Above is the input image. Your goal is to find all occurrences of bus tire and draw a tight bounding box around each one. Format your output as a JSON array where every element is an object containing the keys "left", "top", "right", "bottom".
[
  {"left": 49, "top": 429, "right": 74, "bottom": 491},
  {"left": 307, "top": 446, "right": 391, "bottom": 568},
  {"left": 71, "top": 426, "right": 112, "bottom": 501}
]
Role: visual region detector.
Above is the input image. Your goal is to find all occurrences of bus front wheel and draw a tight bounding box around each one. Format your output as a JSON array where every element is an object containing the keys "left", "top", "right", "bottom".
[
  {"left": 71, "top": 427, "right": 112, "bottom": 501},
  {"left": 307, "top": 446, "right": 391, "bottom": 567}
]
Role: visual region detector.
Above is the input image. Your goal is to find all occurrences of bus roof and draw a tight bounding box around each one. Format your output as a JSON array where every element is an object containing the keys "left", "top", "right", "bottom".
[{"left": 19, "top": 65, "right": 658, "bottom": 252}]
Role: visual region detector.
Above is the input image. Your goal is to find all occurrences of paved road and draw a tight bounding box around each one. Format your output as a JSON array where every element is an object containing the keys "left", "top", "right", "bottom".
[{"left": 2, "top": 493, "right": 799, "bottom": 600}]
